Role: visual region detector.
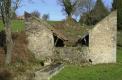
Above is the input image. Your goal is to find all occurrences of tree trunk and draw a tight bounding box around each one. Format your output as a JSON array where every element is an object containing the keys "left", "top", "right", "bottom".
[
  {"left": 3, "top": 0, "right": 13, "bottom": 65},
  {"left": 4, "top": 22, "right": 13, "bottom": 65},
  {"left": 5, "top": 27, "right": 13, "bottom": 65}
]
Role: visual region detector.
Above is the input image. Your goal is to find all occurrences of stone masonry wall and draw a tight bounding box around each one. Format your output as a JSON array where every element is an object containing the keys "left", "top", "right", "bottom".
[
  {"left": 88, "top": 11, "right": 117, "bottom": 64},
  {"left": 25, "top": 16, "right": 54, "bottom": 61},
  {"left": 54, "top": 47, "right": 89, "bottom": 64}
]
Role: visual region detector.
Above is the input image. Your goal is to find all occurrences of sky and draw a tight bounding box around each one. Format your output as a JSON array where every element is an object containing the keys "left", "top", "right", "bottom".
[{"left": 16, "top": 0, "right": 113, "bottom": 21}]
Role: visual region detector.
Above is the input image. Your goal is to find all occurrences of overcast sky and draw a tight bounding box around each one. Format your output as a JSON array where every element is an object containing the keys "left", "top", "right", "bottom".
[{"left": 16, "top": 0, "right": 113, "bottom": 21}]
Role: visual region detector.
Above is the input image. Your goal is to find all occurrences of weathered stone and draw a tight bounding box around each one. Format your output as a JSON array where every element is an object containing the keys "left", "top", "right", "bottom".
[
  {"left": 53, "top": 11, "right": 117, "bottom": 65},
  {"left": 24, "top": 11, "right": 117, "bottom": 65},
  {"left": 54, "top": 47, "right": 89, "bottom": 64},
  {"left": 88, "top": 11, "right": 117, "bottom": 64},
  {"left": 33, "top": 63, "right": 64, "bottom": 80},
  {"left": 25, "top": 13, "right": 54, "bottom": 61}
]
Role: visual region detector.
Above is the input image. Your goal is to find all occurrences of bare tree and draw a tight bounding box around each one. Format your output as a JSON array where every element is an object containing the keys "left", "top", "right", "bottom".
[
  {"left": 84, "top": 0, "right": 94, "bottom": 13},
  {"left": 31, "top": 10, "right": 40, "bottom": 18},
  {"left": 11, "top": 0, "right": 22, "bottom": 18},
  {"left": 0, "top": 0, "right": 13, "bottom": 65},
  {"left": 0, "top": 0, "right": 21, "bottom": 65},
  {"left": 74, "top": 0, "right": 95, "bottom": 17},
  {"left": 58, "top": 0, "right": 78, "bottom": 18},
  {"left": 78, "top": 0, "right": 94, "bottom": 24},
  {"left": 12, "top": 0, "right": 21, "bottom": 11},
  {"left": 80, "top": 0, "right": 109, "bottom": 25},
  {"left": 58, "top": 0, "right": 94, "bottom": 20}
]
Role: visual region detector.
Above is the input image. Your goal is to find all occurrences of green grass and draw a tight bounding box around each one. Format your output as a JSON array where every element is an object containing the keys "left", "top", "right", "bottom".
[
  {"left": 47, "top": 20, "right": 64, "bottom": 25},
  {"left": 0, "top": 20, "right": 25, "bottom": 32},
  {"left": 51, "top": 47, "right": 122, "bottom": 80}
]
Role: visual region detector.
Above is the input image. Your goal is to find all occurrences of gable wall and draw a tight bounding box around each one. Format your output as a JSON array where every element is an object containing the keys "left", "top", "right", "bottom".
[
  {"left": 25, "top": 15, "right": 54, "bottom": 61},
  {"left": 88, "top": 11, "right": 117, "bottom": 64}
]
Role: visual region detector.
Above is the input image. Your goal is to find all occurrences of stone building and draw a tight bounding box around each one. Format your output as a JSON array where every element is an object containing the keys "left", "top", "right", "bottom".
[
  {"left": 24, "top": 12, "right": 54, "bottom": 61},
  {"left": 88, "top": 11, "right": 117, "bottom": 64},
  {"left": 24, "top": 11, "right": 117, "bottom": 64}
]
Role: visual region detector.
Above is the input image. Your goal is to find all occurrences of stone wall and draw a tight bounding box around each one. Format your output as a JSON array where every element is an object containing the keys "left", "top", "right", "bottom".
[
  {"left": 88, "top": 11, "right": 117, "bottom": 64},
  {"left": 24, "top": 11, "right": 117, "bottom": 65},
  {"left": 54, "top": 47, "right": 89, "bottom": 64},
  {"left": 25, "top": 14, "right": 54, "bottom": 61}
]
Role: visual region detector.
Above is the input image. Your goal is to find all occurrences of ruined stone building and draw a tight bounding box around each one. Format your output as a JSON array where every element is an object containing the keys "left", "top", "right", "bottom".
[
  {"left": 24, "top": 11, "right": 117, "bottom": 65},
  {"left": 87, "top": 11, "right": 117, "bottom": 64}
]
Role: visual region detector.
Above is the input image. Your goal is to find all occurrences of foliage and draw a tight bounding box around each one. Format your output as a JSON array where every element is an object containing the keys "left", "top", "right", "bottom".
[
  {"left": 80, "top": 0, "right": 109, "bottom": 25},
  {"left": 117, "top": 0, "right": 122, "bottom": 30},
  {"left": 58, "top": 0, "right": 76, "bottom": 17},
  {"left": 112, "top": 0, "right": 117, "bottom": 11},
  {"left": 117, "top": 30, "right": 122, "bottom": 47},
  {"left": 42, "top": 14, "right": 49, "bottom": 20},
  {"left": 58, "top": 0, "right": 92, "bottom": 18},
  {"left": 11, "top": 10, "right": 17, "bottom": 19},
  {"left": 74, "top": 0, "right": 95, "bottom": 17},
  {"left": 31, "top": 10, "right": 40, "bottom": 18}
]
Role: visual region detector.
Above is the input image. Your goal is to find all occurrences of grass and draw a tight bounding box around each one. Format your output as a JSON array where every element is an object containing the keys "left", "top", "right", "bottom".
[
  {"left": 47, "top": 20, "right": 64, "bottom": 25},
  {"left": 51, "top": 47, "right": 122, "bottom": 80},
  {"left": 0, "top": 20, "right": 25, "bottom": 32},
  {"left": 0, "top": 20, "right": 63, "bottom": 32}
]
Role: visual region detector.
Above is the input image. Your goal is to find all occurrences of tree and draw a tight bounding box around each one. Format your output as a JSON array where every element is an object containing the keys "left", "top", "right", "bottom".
[
  {"left": 0, "top": 0, "right": 13, "bottom": 65},
  {"left": 75, "top": 0, "right": 95, "bottom": 15},
  {"left": 92, "top": 0, "right": 109, "bottom": 23},
  {"left": 11, "top": 0, "right": 22, "bottom": 19},
  {"left": 80, "top": 0, "right": 109, "bottom": 25},
  {"left": 118, "top": 0, "right": 122, "bottom": 30},
  {"left": 31, "top": 10, "right": 40, "bottom": 18},
  {"left": 58, "top": 0, "right": 76, "bottom": 18},
  {"left": 42, "top": 14, "right": 49, "bottom": 20},
  {"left": 58, "top": 0, "right": 95, "bottom": 21},
  {"left": 112, "top": 0, "right": 117, "bottom": 11},
  {"left": 79, "top": 0, "right": 94, "bottom": 25}
]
